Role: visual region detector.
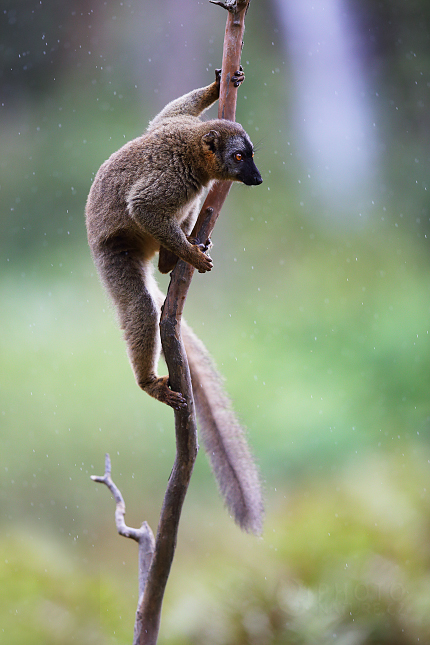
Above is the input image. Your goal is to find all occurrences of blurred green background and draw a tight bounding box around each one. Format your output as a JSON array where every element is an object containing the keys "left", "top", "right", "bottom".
[{"left": 2, "top": 0, "right": 430, "bottom": 642}]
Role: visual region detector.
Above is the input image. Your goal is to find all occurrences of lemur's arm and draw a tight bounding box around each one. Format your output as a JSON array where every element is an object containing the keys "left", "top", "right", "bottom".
[{"left": 148, "top": 68, "right": 244, "bottom": 128}]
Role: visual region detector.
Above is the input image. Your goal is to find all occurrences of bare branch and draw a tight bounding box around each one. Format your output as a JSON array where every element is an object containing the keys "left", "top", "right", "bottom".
[
  {"left": 134, "top": 3, "right": 251, "bottom": 644},
  {"left": 190, "top": 0, "right": 250, "bottom": 240},
  {"left": 91, "top": 454, "right": 155, "bottom": 608}
]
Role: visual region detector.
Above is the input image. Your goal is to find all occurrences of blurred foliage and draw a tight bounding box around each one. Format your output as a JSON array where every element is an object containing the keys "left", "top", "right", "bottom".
[
  {"left": 1, "top": 0, "right": 430, "bottom": 643},
  {"left": 3, "top": 451, "right": 430, "bottom": 643},
  {"left": 0, "top": 532, "right": 132, "bottom": 644},
  {"left": 165, "top": 453, "right": 430, "bottom": 645}
]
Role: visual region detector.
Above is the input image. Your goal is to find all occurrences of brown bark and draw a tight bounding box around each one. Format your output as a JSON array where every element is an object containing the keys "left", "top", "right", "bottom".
[{"left": 136, "top": 4, "right": 251, "bottom": 644}]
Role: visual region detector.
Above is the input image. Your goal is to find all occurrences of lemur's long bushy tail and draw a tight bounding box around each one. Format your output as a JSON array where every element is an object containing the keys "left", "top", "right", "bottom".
[{"left": 182, "top": 321, "right": 264, "bottom": 535}]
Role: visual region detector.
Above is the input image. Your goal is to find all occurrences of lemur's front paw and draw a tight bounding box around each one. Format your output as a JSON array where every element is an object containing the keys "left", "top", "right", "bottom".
[
  {"left": 231, "top": 65, "right": 245, "bottom": 88},
  {"left": 190, "top": 245, "right": 213, "bottom": 273},
  {"left": 215, "top": 68, "right": 222, "bottom": 85}
]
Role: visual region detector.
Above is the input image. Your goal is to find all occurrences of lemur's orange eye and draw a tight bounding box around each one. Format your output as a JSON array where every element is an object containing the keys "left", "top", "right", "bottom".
[{"left": 234, "top": 152, "right": 243, "bottom": 162}]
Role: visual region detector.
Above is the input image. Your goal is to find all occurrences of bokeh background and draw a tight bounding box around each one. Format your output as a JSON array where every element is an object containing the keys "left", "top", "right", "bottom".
[{"left": 2, "top": 0, "right": 430, "bottom": 643}]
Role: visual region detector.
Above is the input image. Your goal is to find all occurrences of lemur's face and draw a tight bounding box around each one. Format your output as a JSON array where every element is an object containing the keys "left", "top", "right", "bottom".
[{"left": 223, "top": 133, "right": 262, "bottom": 186}]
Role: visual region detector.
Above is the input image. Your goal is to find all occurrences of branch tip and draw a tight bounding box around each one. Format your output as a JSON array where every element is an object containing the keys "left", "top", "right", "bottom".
[
  {"left": 104, "top": 452, "right": 112, "bottom": 474},
  {"left": 209, "top": 0, "right": 248, "bottom": 13}
]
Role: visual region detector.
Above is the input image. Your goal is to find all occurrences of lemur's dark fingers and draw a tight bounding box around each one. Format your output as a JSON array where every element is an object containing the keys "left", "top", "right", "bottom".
[
  {"left": 197, "top": 239, "right": 212, "bottom": 253},
  {"left": 187, "top": 236, "right": 209, "bottom": 249},
  {"left": 215, "top": 68, "right": 222, "bottom": 83},
  {"left": 231, "top": 65, "right": 245, "bottom": 88},
  {"left": 203, "top": 237, "right": 213, "bottom": 252}
]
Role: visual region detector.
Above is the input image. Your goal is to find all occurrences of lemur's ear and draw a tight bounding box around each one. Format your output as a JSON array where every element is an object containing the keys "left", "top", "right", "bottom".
[{"left": 202, "top": 129, "right": 220, "bottom": 153}]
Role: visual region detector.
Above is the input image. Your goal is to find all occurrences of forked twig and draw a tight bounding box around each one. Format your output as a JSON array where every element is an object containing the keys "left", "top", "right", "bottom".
[{"left": 91, "top": 454, "right": 155, "bottom": 608}]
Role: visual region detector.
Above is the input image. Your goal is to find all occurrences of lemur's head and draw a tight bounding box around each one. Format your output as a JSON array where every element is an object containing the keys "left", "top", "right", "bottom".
[{"left": 202, "top": 122, "right": 263, "bottom": 186}]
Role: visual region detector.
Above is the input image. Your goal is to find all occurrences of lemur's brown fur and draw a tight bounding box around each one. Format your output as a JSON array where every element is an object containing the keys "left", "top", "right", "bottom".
[{"left": 85, "top": 69, "right": 263, "bottom": 533}]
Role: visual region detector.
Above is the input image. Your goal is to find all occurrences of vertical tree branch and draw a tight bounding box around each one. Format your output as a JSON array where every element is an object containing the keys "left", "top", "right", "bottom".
[
  {"left": 191, "top": 0, "right": 250, "bottom": 240},
  {"left": 134, "top": 3, "right": 251, "bottom": 643}
]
